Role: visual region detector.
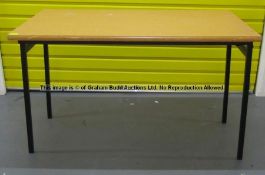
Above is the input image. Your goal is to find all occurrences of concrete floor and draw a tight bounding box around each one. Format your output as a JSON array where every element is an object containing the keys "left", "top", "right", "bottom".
[{"left": 0, "top": 92, "right": 265, "bottom": 170}]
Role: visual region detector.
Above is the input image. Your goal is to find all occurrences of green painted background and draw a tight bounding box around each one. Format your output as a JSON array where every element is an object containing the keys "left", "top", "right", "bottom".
[{"left": 0, "top": 0, "right": 264, "bottom": 91}]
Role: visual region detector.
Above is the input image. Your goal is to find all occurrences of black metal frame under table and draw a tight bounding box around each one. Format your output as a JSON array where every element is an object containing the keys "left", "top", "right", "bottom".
[{"left": 18, "top": 40, "right": 253, "bottom": 160}]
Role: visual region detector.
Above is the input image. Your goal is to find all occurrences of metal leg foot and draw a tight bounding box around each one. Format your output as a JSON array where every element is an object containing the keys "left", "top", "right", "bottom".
[
  {"left": 237, "top": 43, "right": 253, "bottom": 160},
  {"left": 44, "top": 44, "right": 52, "bottom": 119},
  {"left": 222, "top": 44, "right": 232, "bottom": 124},
  {"left": 20, "top": 43, "right": 34, "bottom": 153}
]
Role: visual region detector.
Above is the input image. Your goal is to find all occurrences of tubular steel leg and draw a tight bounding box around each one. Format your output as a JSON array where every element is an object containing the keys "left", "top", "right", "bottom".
[
  {"left": 237, "top": 43, "right": 253, "bottom": 160},
  {"left": 20, "top": 43, "right": 34, "bottom": 153},
  {"left": 222, "top": 45, "right": 232, "bottom": 124},
  {"left": 44, "top": 44, "right": 52, "bottom": 119}
]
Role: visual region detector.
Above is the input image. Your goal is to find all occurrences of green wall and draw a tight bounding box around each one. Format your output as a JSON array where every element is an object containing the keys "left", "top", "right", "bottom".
[{"left": 0, "top": 0, "right": 264, "bottom": 92}]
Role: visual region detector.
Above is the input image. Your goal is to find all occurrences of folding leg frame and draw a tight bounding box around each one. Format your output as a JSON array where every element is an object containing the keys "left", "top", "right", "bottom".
[{"left": 19, "top": 41, "right": 253, "bottom": 159}]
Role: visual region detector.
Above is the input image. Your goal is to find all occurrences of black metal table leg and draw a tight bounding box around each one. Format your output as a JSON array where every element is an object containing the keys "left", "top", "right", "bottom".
[
  {"left": 237, "top": 42, "right": 253, "bottom": 160},
  {"left": 222, "top": 44, "right": 232, "bottom": 124},
  {"left": 44, "top": 44, "right": 52, "bottom": 119},
  {"left": 20, "top": 43, "right": 34, "bottom": 153}
]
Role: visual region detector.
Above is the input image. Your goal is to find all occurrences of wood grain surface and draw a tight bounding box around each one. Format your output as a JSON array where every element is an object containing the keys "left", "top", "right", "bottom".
[{"left": 8, "top": 9, "right": 261, "bottom": 42}]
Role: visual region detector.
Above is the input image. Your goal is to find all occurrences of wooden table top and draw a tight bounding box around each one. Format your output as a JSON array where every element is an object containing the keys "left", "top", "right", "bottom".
[{"left": 8, "top": 9, "right": 261, "bottom": 42}]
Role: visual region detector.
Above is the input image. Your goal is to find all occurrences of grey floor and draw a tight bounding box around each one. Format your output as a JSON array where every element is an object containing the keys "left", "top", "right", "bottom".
[{"left": 0, "top": 92, "right": 265, "bottom": 170}]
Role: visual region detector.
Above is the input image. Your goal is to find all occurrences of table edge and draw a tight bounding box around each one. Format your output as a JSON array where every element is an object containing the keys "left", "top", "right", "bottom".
[{"left": 8, "top": 35, "right": 262, "bottom": 43}]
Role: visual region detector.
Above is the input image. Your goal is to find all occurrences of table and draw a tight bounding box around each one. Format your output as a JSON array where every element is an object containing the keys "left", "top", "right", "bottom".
[{"left": 8, "top": 9, "right": 261, "bottom": 160}]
